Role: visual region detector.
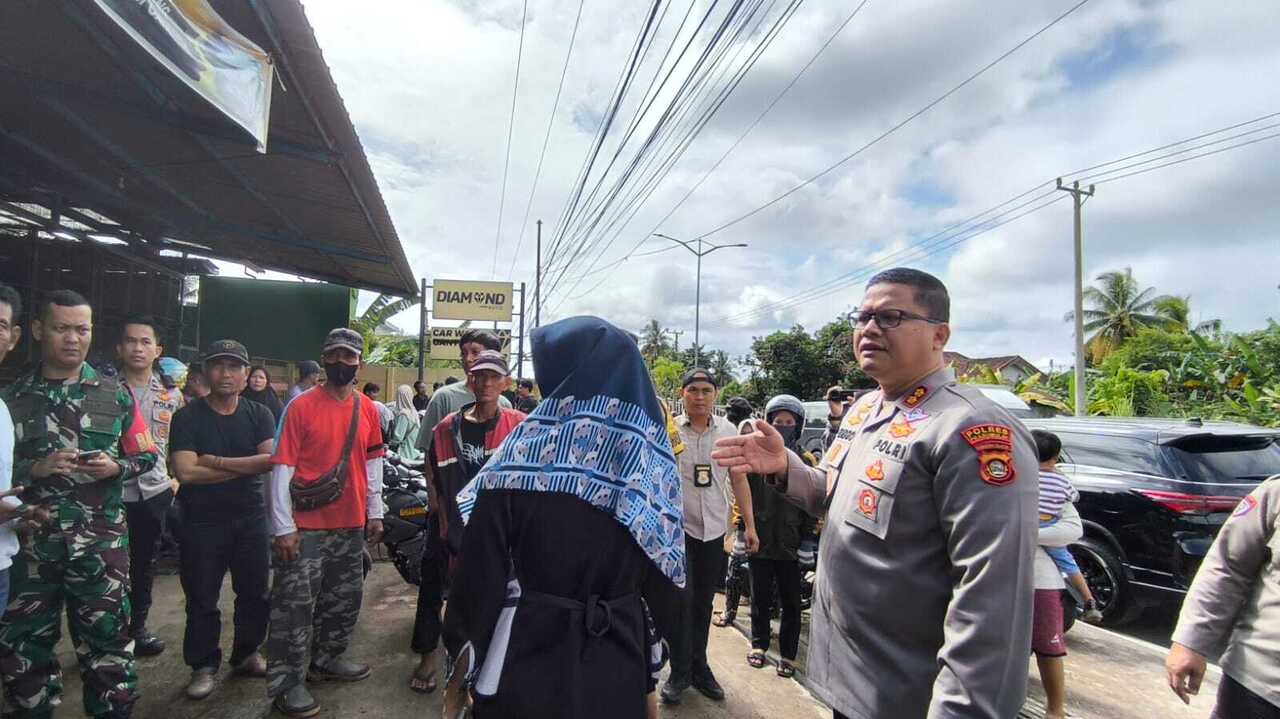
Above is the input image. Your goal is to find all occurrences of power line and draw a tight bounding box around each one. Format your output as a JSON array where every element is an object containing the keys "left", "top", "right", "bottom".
[
  {"left": 505, "top": 0, "right": 587, "bottom": 281},
  {"left": 490, "top": 0, "right": 531, "bottom": 278},
  {"left": 548, "top": 0, "right": 863, "bottom": 301},
  {"left": 694, "top": 0, "right": 1094, "bottom": 241},
  {"left": 710, "top": 112, "right": 1280, "bottom": 326},
  {"left": 545, "top": 0, "right": 807, "bottom": 307},
  {"left": 545, "top": 0, "right": 782, "bottom": 292},
  {"left": 653, "top": 0, "right": 872, "bottom": 231}
]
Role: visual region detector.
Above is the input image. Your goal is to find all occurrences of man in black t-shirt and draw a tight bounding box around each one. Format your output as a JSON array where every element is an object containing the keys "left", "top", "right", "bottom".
[{"left": 169, "top": 340, "right": 276, "bottom": 701}]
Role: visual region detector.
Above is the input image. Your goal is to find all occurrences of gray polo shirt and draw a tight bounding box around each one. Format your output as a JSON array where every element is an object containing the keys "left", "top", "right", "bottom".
[{"left": 675, "top": 413, "right": 739, "bottom": 541}]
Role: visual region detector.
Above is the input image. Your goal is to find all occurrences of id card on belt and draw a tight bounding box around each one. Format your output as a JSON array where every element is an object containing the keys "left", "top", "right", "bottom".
[{"left": 694, "top": 464, "right": 713, "bottom": 487}]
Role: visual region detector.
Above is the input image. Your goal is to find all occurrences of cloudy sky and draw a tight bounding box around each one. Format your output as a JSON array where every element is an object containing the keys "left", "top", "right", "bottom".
[{"left": 299, "top": 0, "right": 1279, "bottom": 375}]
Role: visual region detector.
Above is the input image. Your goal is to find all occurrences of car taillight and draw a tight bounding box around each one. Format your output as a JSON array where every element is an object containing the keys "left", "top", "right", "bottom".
[{"left": 1135, "top": 490, "right": 1243, "bottom": 515}]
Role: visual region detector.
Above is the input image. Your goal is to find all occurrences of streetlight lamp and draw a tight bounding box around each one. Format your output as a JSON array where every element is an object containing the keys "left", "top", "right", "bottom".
[{"left": 654, "top": 233, "right": 747, "bottom": 367}]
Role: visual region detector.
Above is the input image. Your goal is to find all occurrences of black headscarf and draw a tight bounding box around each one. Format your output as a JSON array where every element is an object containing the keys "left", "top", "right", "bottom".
[{"left": 241, "top": 365, "right": 284, "bottom": 420}]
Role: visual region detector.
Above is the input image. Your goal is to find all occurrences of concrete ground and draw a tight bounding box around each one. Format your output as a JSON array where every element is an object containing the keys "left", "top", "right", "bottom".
[
  {"left": 718, "top": 594, "right": 1221, "bottom": 719},
  {"left": 48, "top": 563, "right": 828, "bottom": 718}
]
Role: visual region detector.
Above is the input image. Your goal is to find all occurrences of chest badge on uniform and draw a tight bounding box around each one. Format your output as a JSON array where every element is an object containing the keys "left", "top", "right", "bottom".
[
  {"left": 961, "top": 423, "right": 1016, "bottom": 486},
  {"left": 903, "top": 386, "right": 928, "bottom": 408},
  {"left": 857, "top": 488, "right": 879, "bottom": 518},
  {"left": 865, "top": 459, "right": 885, "bottom": 481},
  {"left": 889, "top": 419, "right": 915, "bottom": 438}
]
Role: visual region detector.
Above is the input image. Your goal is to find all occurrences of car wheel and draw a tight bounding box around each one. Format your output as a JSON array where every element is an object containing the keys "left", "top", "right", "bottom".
[
  {"left": 1060, "top": 590, "right": 1077, "bottom": 634},
  {"left": 1069, "top": 537, "right": 1142, "bottom": 626}
]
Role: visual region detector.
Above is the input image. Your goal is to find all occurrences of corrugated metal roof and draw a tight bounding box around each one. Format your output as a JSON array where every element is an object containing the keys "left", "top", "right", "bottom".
[{"left": 0, "top": 0, "right": 417, "bottom": 296}]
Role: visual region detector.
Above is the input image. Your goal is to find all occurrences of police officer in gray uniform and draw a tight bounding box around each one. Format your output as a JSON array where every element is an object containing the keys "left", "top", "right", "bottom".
[
  {"left": 116, "top": 316, "right": 182, "bottom": 657},
  {"left": 714, "top": 268, "right": 1038, "bottom": 719},
  {"left": 1166, "top": 475, "right": 1280, "bottom": 717}
]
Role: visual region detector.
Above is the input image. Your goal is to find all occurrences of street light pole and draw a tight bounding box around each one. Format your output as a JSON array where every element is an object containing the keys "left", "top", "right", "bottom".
[{"left": 654, "top": 233, "right": 747, "bottom": 367}]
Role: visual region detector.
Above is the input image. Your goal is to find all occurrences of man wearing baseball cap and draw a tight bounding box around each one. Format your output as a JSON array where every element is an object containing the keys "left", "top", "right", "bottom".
[
  {"left": 168, "top": 339, "right": 278, "bottom": 700},
  {"left": 267, "top": 328, "right": 386, "bottom": 716},
  {"left": 663, "top": 368, "right": 757, "bottom": 705},
  {"left": 408, "top": 349, "right": 527, "bottom": 694}
]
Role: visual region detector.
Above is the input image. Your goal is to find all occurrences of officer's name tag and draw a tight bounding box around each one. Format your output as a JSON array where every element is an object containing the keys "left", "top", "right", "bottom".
[{"left": 694, "top": 464, "right": 713, "bottom": 487}]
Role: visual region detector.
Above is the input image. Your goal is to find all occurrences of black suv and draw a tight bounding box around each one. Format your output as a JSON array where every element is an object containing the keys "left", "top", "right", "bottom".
[{"left": 1023, "top": 417, "right": 1280, "bottom": 625}]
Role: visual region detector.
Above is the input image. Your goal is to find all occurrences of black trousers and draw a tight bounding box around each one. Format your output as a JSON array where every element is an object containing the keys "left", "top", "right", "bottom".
[
  {"left": 124, "top": 498, "right": 165, "bottom": 632},
  {"left": 748, "top": 557, "right": 802, "bottom": 660},
  {"left": 411, "top": 520, "right": 447, "bottom": 655},
  {"left": 177, "top": 509, "right": 270, "bottom": 671},
  {"left": 1211, "top": 674, "right": 1280, "bottom": 719},
  {"left": 668, "top": 533, "right": 726, "bottom": 682}
]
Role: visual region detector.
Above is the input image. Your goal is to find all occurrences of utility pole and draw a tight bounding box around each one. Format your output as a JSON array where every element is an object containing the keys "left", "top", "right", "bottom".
[
  {"left": 1057, "top": 178, "right": 1095, "bottom": 418},
  {"left": 667, "top": 328, "right": 684, "bottom": 355},
  {"left": 534, "top": 219, "right": 542, "bottom": 328},
  {"left": 654, "top": 233, "right": 747, "bottom": 367},
  {"left": 417, "top": 277, "right": 428, "bottom": 382}
]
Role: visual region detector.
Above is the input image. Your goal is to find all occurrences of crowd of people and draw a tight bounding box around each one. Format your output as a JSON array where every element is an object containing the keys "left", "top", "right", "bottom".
[{"left": 0, "top": 269, "right": 1275, "bottom": 719}]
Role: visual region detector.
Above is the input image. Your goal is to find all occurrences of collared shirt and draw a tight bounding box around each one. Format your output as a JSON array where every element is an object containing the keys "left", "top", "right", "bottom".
[
  {"left": 123, "top": 372, "right": 182, "bottom": 502},
  {"left": 781, "top": 366, "right": 1038, "bottom": 719},
  {"left": 675, "top": 413, "right": 739, "bottom": 541},
  {"left": 0, "top": 399, "right": 18, "bottom": 569}
]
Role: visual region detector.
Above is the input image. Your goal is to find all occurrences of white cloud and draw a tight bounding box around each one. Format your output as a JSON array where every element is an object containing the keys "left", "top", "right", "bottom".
[{"left": 300, "top": 0, "right": 1280, "bottom": 379}]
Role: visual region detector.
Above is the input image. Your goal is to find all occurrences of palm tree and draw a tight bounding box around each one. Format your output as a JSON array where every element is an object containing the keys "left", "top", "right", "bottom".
[
  {"left": 1154, "top": 295, "right": 1223, "bottom": 336},
  {"left": 1070, "top": 268, "right": 1170, "bottom": 362},
  {"left": 352, "top": 293, "right": 417, "bottom": 355},
  {"left": 639, "top": 320, "right": 670, "bottom": 364}
]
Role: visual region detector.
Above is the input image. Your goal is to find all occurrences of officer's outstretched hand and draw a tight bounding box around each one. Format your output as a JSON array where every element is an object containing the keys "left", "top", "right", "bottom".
[
  {"left": 712, "top": 419, "right": 788, "bottom": 476},
  {"left": 1165, "top": 641, "right": 1206, "bottom": 705}
]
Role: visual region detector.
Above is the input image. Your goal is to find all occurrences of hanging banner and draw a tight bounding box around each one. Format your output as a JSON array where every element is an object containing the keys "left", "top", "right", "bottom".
[
  {"left": 432, "top": 279, "right": 514, "bottom": 322},
  {"left": 93, "top": 0, "right": 274, "bottom": 152},
  {"left": 428, "top": 327, "right": 512, "bottom": 361}
]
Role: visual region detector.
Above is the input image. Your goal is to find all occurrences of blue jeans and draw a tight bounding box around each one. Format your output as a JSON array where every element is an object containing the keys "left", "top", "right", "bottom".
[{"left": 1040, "top": 518, "right": 1081, "bottom": 575}]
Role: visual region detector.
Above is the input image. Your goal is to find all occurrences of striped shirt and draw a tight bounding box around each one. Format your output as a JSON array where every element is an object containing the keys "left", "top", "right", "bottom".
[{"left": 1038, "top": 470, "right": 1077, "bottom": 520}]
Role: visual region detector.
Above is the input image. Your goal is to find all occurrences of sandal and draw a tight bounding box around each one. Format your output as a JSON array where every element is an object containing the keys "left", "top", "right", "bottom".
[
  {"left": 777, "top": 661, "right": 795, "bottom": 678},
  {"left": 747, "top": 650, "right": 766, "bottom": 669},
  {"left": 712, "top": 612, "right": 736, "bottom": 628},
  {"left": 410, "top": 666, "right": 438, "bottom": 694}
]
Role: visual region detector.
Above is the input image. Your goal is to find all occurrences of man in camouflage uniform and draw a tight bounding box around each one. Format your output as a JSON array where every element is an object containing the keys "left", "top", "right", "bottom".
[{"left": 0, "top": 290, "right": 157, "bottom": 719}]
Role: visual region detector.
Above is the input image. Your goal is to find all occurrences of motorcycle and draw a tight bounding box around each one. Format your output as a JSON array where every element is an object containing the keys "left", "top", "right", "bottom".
[{"left": 377, "top": 455, "right": 432, "bottom": 585}]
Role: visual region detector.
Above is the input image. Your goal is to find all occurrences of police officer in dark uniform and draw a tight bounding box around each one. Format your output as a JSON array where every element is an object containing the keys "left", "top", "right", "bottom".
[{"left": 714, "top": 269, "right": 1038, "bottom": 719}]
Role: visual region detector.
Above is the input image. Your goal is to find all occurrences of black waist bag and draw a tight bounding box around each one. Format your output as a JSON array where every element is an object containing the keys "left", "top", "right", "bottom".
[{"left": 290, "top": 393, "right": 361, "bottom": 512}]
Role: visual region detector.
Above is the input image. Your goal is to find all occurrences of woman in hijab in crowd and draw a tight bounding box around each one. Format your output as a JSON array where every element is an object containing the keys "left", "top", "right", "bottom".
[
  {"left": 441, "top": 316, "right": 684, "bottom": 719},
  {"left": 242, "top": 364, "right": 284, "bottom": 420},
  {"left": 740, "top": 395, "right": 817, "bottom": 678},
  {"left": 388, "top": 384, "right": 424, "bottom": 463}
]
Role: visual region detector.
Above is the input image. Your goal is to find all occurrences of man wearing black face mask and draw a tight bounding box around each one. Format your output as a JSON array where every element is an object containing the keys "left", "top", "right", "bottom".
[{"left": 266, "top": 328, "right": 386, "bottom": 717}]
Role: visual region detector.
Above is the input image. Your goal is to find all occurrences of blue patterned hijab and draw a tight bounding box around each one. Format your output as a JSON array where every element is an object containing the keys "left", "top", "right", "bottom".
[{"left": 455, "top": 316, "right": 687, "bottom": 587}]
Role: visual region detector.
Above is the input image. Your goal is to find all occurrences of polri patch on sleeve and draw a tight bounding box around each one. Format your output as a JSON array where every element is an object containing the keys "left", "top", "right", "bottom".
[
  {"left": 961, "top": 423, "right": 1016, "bottom": 486},
  {"left": 1232, "top": 495, "right": 1258, "bottom": 518}
]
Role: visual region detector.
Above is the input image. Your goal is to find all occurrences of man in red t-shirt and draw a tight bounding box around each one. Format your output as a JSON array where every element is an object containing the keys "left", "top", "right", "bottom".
[{"left": 265, "top": 327, "right": 385, "bottom": 718}]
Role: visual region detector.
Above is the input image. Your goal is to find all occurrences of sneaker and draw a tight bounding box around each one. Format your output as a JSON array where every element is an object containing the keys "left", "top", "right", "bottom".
[
  {"left": 185, "top": 668, "right": 216, "bottom": 700},
  {"left": 692, "top": 670, "right": 725, "bottom": 701},
  {"left": 231, "top": 652, "right": 268, "bottom": 677},
  {"left": 132, "top": 630, "right": 165, "bottom": 657},
  {"left": 660, "top": 676, "right": 689, "bottom": 705},
  {"left": 307, "top": 657, "right": 371, "bottom": 682},
  {"left": 273, "top": 684, "right": 320, "bottom": 718},
  {"left": 1081, "top": 601, "right": 1104, "bottom": 625}
]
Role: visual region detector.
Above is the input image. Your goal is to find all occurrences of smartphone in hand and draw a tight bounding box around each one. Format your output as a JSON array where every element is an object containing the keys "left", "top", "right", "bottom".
[{"left": 77, "top": 449, "right": 105, "bottom": 463}]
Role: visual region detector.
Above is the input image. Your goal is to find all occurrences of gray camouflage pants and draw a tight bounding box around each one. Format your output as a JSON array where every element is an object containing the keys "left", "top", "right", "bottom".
[{"left": 265, "top": 528, "right": 364, "bottom": 697}]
